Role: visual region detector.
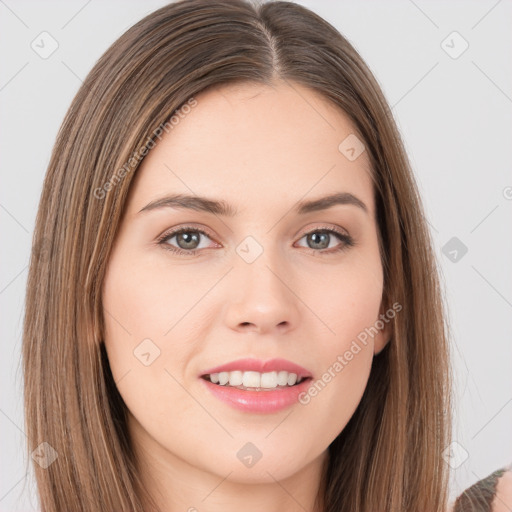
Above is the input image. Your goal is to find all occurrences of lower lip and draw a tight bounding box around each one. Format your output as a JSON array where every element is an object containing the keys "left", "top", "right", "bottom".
[{"left": 199, "top": 377, "right": 312, "bottom": 413}]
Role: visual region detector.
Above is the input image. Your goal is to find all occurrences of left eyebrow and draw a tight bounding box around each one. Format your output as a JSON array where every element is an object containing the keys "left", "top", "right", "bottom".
[
  {"left": 295, "top": 192, "right": 368, "bottom": 215},
  {"left": 137, "top": 192, "right": 368, "bottom": 216}
]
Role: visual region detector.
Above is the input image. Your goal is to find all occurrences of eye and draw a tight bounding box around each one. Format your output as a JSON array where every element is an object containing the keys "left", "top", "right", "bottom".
[
  {"left": 295, "top": 227, "right": 354, "bottom": 255},
  {"left": 157, "top": 226, "right": 217, "bottom": 256},
  {"left": 156, "top": 225, "right": 354, "bottom": 256}
]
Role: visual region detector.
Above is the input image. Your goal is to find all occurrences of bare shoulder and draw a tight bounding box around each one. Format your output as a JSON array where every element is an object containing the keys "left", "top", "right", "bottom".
[{"left": 491, "top": 469, "right": 512, "bottom": 512}]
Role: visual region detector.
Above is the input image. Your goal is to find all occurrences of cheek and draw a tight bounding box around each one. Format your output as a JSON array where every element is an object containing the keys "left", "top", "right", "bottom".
[
  {"left": 103, "top": 260, "right": 169, "bottom": 336},
  {"left": 101, "top": 257, "right": 177, "bottom": 405},
  {"left": 104, "top": 253, "right": 219, "bottom": 339},
  {"left": 101, "top": 262, "right": 200, "bottom": 451},
  {"left": 101, "top": 252, "right": 210, "bottom": 413},
  {"left": 296, "top": 252, "right": 383, "bottom": 438},
  {"left": 308, "top": 247, "right": 384, "bottom": 347}
]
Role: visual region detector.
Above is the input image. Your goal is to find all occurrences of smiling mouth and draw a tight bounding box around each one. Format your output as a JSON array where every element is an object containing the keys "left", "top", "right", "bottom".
[{"left": 201, "top": 374, "right": 312, "bottom": 391}]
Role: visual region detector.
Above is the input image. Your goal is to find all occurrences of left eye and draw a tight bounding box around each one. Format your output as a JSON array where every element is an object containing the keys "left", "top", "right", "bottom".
[
  {"left": 157, "top": 227, "right": 353, "bottom": 255},
  {"left": 296, "top": 229, "right": 353, "bottom": 252}
]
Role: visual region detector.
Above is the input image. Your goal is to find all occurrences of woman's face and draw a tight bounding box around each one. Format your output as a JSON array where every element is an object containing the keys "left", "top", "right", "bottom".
[{"left": 102, "top": 80, "right": 391, "bottom": 488}]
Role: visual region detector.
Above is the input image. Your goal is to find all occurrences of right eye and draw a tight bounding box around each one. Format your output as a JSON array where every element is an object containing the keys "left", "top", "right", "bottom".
[{"left": 157, "top": 226, "right": 219, "bottom": 256}]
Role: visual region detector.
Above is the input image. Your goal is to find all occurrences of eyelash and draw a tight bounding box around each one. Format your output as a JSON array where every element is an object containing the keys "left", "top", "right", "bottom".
[{"left": 156, "top": 225, "right": 355, "bottom": 257}]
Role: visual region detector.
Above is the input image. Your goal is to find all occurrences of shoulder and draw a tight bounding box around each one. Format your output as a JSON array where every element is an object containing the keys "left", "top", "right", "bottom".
[
  {"left": 492, "top": 469, "right": 512, "bottom": 512},
  {"left": 448, "top": 466, "right": 512, "bottom": 512}
]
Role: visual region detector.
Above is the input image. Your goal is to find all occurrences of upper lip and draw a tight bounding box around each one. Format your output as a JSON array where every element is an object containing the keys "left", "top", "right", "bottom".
[{"left": 200, "top": 358, "right": 313, "bottom": 379}]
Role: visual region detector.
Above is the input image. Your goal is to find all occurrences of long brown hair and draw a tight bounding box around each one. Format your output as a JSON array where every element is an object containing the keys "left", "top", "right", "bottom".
[{"left": 22, "top": 1, "right": 452, "bottom": 510}]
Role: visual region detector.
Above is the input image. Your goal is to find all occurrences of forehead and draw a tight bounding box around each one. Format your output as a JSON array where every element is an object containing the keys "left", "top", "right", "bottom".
[{"left": 126, "top": 80, "right": 374, "bottom": 218}]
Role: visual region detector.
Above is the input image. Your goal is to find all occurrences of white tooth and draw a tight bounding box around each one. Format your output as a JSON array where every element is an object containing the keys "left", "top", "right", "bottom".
[
  {"left": 277, "top": 371, "right": 289, "bottom": 386},
  {"left": 287, "top": 373, "right": 297, "bottom": 386},
  {"left": 229, "top": 371, "right": 243, "bottom": 386},
  {"left": 260, "top": 371, "right": 278, "bottom": 388},
  {"left": 242, "top": 371, "right": 261, "bottom": 388},
  {"left": 208, "top": 370, "right": 302, "bottom": 388},
  {"left": 218, "top": 372, "right": 229, "bottom": 385}
]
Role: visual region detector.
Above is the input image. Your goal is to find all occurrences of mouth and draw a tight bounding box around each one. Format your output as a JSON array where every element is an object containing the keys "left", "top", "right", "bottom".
[
  {"left": 199, "top": 371, "right": 313, "bottom": 414},
  {"left": 200, "top": 371, "right": 312, "bottom": 391}
]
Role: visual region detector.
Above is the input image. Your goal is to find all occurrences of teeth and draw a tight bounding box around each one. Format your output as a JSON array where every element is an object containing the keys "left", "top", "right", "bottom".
[
  {"left": 206, "top": 370, "right": 305, "bottom": 389},
  {"left": 229, "top": 371, "right": 243, "bottom": 386},
  {"left": 260, "top": 371, "right": 277, "bottom": 388},
  {"left": 243, "top": 371, "right": 261, "bottom": 388},
  {"left": 277, "top": 371, "right": 288, "bottom": 386}
]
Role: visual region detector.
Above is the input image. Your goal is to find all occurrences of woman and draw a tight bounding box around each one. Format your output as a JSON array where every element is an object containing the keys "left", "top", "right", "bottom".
[{"left": 21, "top": 0, "right": 510, "bottom": 510}]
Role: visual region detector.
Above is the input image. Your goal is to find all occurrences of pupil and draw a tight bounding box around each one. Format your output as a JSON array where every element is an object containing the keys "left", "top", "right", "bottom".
[
  {"left": 177, "top": 232, "right": 199, "bottom": 250},
  {"left": 309, "top": 232, "right": 329, "bottom": 249}
]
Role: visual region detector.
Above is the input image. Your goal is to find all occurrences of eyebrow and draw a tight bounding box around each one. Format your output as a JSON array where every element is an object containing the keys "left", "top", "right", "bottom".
[{"left": 138, "top": 192, "right": 368, "bottom": 216}]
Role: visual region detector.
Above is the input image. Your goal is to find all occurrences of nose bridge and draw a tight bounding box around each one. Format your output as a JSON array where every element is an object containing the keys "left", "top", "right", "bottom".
[{"left": 235, "top": 230, "right": 289, "bottom": 299}]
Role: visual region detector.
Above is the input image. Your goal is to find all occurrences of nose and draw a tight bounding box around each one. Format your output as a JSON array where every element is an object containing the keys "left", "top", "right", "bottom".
[{"left": 223, "top": 252, "right": 301, "bottom": 335}]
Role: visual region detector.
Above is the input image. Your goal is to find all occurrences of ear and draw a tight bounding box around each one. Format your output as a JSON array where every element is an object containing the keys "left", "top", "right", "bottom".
[{"left": 373, "top": 301, "right": 394, "bottom": 355}]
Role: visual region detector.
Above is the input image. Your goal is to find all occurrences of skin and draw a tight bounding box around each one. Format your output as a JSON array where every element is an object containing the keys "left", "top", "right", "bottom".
[
  {"left": 493, "top": 470, "right": 512, "bottom": 512},
  {"left": 102, "top": 79, "right": 392, "bottom": 512}
]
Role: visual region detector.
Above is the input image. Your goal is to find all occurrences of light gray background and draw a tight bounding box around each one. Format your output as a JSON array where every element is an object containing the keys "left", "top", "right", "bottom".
[{"left": 1, "top": 0, "right": 511, "bottom": 510}]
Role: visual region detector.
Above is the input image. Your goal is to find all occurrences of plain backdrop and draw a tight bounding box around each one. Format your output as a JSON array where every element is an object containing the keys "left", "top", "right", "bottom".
[{"left": 1, "top": 0, "right": 511, "bottom": 510}]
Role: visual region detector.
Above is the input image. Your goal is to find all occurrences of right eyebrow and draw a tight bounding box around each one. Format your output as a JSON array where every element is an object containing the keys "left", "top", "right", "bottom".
[{"left": 138, "top": 194, "right": 237, "bottom": 216}]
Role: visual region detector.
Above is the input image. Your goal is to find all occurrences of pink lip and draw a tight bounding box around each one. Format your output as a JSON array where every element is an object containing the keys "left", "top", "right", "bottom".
[
  {"left": 199, "top": 376, "right": 313, "bottom": 413},
  {"left": 200, "top": 358, "right": 313, "bottom": 379}
]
